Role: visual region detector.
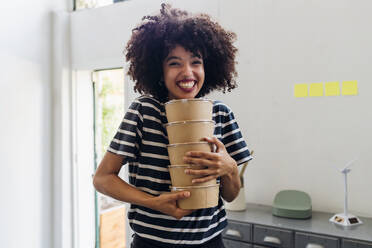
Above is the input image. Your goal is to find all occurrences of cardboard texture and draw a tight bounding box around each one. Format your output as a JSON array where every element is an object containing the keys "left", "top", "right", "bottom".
[
  {"left": 165, "top": 99, "right": 218, "bottom": 209},
  {"left": 165, "top": 120, "right": 214, "bottom": 144},
  {"left": 165, "top": 99, "right": 213, "bottom": 122},
  {"left": 167, "top": 142, "right": 212, "bottom": 165},
  {"left": 171, "top": 185, "right": 220, "bottom": 209},
  {"left": 168, "top": 165, "right": 216, "bottom": 187}
]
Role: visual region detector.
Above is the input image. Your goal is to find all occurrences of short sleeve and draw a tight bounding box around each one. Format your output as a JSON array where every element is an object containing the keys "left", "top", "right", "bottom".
[
  {"left": 107, "top": 99, "right": 143, "bottom": 163},
  {"left": 221, "top": 109, "right": 252, "bottom": 165}
]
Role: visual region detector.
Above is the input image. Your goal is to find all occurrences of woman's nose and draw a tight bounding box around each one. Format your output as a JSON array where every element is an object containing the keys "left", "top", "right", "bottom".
[{"left": 182, "top": 63, "right": 193, "bottom": 76}]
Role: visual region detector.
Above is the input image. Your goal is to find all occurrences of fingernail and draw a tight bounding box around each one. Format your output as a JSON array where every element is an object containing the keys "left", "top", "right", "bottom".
[
  {"left": 184, "top": 169, "right": 189, "bottom": 174},
  {"left": 184, "top": 192, "right": 190, "bottom": 197}
]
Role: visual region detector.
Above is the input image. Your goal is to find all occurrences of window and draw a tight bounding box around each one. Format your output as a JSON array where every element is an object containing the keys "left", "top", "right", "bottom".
[
  {"left": 71, "top": 68, "right": 127, "bottom": 248},
  {"left": 74, "top": 0, "right": 127, "bottom": 10},
  {"left": 93, "top": 68, "right": 127, "bottom": 247}
]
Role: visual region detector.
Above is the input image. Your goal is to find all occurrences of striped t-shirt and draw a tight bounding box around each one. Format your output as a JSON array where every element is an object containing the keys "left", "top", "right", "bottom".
[{"left": 108, "top": 95, "right": 252, "bottom": 247}]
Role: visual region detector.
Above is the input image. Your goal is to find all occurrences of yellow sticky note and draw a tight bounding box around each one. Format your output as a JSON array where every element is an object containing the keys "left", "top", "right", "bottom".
[
  {"left": 342, "top": 80, "right": 358, "bottom": 95},
  {"left": 309, "top": 83, "right": 324, "bottom": 97},
  {"left": 294, "top": 84, "right": 308, "bottom": 98},
  {"left": 325, "top": 82, "right": 340, "bottom": 96}
]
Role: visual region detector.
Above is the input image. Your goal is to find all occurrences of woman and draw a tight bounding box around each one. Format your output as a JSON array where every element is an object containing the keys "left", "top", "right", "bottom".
[{"left": 93, "top": 4, "right": 252, "bottom": 248}]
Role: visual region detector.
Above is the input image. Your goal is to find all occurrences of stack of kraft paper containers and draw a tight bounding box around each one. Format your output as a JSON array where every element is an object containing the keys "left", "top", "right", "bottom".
[{"left": 165, "top": 99, "right": 219, "bottom": 209}]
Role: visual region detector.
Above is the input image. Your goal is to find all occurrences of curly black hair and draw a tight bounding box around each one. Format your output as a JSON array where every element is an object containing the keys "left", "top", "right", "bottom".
[{"left": 125, "top": 3, "right": 238, "bottom": 102}]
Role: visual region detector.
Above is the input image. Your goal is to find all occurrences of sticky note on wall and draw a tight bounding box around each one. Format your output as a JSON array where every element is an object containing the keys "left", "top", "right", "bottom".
[
  {"left": 294, "top": 84, "right": 308, "bottom": 97},
  {"left": 309, "top": 83, "right": 323, "bottom": 97},
  {"left": 325, "top": 82, "right": 340, "bottom": 96},
  {"left": 342, "top": 80, "right": 358, "bottom": 95}
]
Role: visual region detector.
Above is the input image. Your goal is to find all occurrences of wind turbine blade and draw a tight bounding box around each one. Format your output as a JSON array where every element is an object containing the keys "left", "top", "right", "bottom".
[{"left": 342, "top": 157, "right": 359, "bottom": 171}]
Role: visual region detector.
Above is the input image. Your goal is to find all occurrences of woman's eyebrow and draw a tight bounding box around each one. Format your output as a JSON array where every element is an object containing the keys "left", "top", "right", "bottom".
[
  {"left": 192, "top": 54, "right": 202, "bottom": 59},
  {"left": 165, "top": 56, "right": 181, "bottom": 62}
]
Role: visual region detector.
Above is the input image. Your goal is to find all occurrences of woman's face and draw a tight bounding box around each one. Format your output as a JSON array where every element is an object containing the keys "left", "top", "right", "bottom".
[{"left": 162, "top": 45, "right": 205, "bottom": 100}]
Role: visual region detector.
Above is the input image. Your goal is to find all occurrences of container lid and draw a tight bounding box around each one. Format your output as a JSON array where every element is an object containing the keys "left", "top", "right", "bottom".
[
  {"left": 164, "top": 98, "right": 213, "bottom": 105},
  {"left": 165, "top": 120, "right": 215, "bottom": 127},
  {"left": 170, "top": 184, "right": 220, "bottom": 190},
  {"left": 166, "top": 141, "right": 209, "bottom": 147}
]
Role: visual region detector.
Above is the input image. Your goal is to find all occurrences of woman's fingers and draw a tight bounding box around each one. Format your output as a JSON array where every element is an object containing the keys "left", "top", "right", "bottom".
[
  {"left": 155, "top": 192, "right": 193, "bottom": 219},
  {"left": 184, "top": 150, "right": 220, "bottom": 160},
  {"left": 202, "top": 136, "right": 225, "bottom": 152},
  {"left": 185, "top": 167, "right": 219, "bottom": 177},
  {"left": 183, "top": 156, "right": 220, "bottom": 167},
  {"left": 168, "top": 191, "right": 190, "bottom": 200},
  {"left": 181, "top": 136, "right": 233, "bottom": 180}
]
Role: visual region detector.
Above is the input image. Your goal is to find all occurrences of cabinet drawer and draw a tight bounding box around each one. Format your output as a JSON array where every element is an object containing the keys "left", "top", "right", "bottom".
[
  {"left": 223, "top": 238, "right": 252, "bottom": 248},
  {"left": 253, "top": 225, "right": 293, "bottom": 248},
  {"left": 295, "top": 232, "right": 339, "bottom": 248},
  {"left": 342, "top": 239, "right": 372, "bottom": 248},
  {"left": 222, "top": 220, "right": 252, "bottom": 242}
]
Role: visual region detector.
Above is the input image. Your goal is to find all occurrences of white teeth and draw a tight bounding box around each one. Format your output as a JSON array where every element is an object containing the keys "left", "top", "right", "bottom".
[{"left": 178, "top": 81, "right": 195, "bottom": 88}]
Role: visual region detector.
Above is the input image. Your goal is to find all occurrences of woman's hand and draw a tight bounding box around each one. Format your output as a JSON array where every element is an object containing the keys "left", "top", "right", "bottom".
[
  {"left": 183, "top": 136, "right": 241, "bottom": 202},
  {"left": 149, "top": 191, "right": 194, "bottom": 219},
  {"left": 94, "top": 152, "right": 194, "bottom": 218},
  {"left": 183, "top": 137, "right": 238, "bottom": 183}
]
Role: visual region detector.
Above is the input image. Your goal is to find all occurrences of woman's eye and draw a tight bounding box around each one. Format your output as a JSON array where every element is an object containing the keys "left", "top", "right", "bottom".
[
  {"left": 192, "top": 60, "right": 202, "bottom": 65},
  {"left": 169, "top": 62, "right": 179, "bottom": 66}
]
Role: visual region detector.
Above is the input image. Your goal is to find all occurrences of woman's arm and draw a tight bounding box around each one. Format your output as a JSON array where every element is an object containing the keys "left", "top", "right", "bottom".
[
  {"left": 93, "top": 152, "right": 192, "bottom": 219},
  {"left": 183, "top": 137, "right": 241, "bottom": 202}
]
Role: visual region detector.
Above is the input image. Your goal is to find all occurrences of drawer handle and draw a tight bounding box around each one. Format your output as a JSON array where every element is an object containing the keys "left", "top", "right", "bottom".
[
  {"left": 263, "top": 236, "right": 281, "bottom": 244},
  {"left": 225, "top": 229, "right": 242, "bottom": 238},
  {"left": 306, "top": 244, "right": 324, "bottom": 248}
]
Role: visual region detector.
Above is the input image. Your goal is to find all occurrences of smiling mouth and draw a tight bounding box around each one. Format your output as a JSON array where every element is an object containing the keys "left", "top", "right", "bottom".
[{"left": 177, "top": 80, "right": 196, "bottom": 89}]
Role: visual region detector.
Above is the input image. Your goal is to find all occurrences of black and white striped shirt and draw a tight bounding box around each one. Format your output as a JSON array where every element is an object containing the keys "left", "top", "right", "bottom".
[{"left": 108, "top": 95, "right": 252, "bottom": 247}]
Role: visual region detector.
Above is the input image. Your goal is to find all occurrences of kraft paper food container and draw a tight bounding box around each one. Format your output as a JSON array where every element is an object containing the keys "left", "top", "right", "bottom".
[
  {"left": 171, "top": 184, "right": 220, "bottom": 209},
  {"left": 165, "top": 120, "right": 215, "bottom": 144},
  {"left": 165, "top": 98, "right": 213, "bottom": 122},
  {"left": 167, "top": 141, "right": 213, "bottom": 165},
  {"left": 168, "top": 165, "right": 217, "bottom": 187}
]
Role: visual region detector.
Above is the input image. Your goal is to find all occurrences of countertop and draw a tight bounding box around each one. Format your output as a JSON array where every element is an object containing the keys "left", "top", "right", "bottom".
[{"left": 226, "top": 203, "right": 372, "bottom": 242}]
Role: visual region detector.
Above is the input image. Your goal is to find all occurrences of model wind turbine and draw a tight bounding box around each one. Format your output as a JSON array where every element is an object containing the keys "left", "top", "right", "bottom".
[{"left": 329, "top": 158, "right": 363, "bottom": 226}]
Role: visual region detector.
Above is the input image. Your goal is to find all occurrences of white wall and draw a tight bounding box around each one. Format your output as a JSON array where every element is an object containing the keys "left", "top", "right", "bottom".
[
  {"left": 213, "top": 0, "right": 372, "bottom": 218},
  {"left": 0, "top": 1, "right": 68, "bottom": 248},
  {"left": 70, "top": 0, "right": 372, "bottom": 219},
  {"left": 70, "top": 0, "right": 219, "bottom": 70}
]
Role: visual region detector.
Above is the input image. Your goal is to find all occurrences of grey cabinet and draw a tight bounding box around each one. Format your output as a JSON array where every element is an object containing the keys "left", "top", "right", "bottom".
[
  {"left": 222, "top": 222, "right": 252, "bottom": 242},
  {"left": 225, "top": 204, "right": 372, "bottom": 248},
  {"left": 295, "top": 232, "right": 339, "bottom": 248},
  {"left": 253, "top": 225, "right": 293, "bottom": 248},
  {"left": 342, "top": 239, "right": 372, "bottom": 248},
  {"left": 222, "top": 221, "right": 252, "bottom": 248},
  {"left": 223, "top": 238, "right": 252, "bottom": 248},
  {"left": 223, "top": 219, "right": 372, "bottom": 248}
]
